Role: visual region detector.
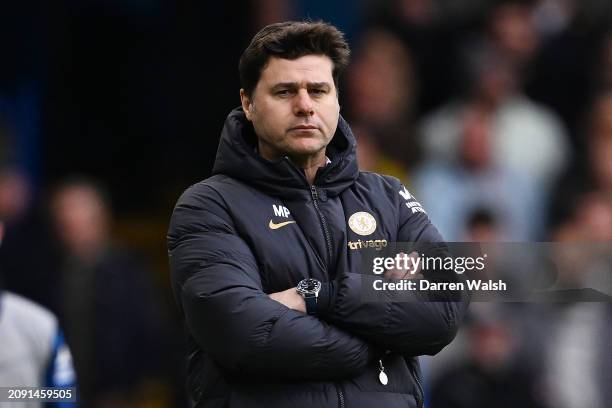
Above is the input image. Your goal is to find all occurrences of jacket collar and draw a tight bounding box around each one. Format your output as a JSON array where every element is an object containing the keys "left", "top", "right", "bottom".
[{"left": 212, "top": 107, "right": 359, "bottom": 200}]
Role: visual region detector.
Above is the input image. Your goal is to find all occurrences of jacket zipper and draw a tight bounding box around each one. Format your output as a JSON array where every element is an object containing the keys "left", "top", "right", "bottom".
[
  {"left": 311, "top": 185, "right": 344, "bottom": 408},
  {"left": 411, "top": 363, "right": 424, "bottom": 408},
  {"left": 336, "top": 383, "right": 345, "bottom": 408},
  {"left": 310, "top": 186, "right": 333, "bottom": 262},
  {"left": 312, "top": 175, "right": 421, "bottom": 408}
]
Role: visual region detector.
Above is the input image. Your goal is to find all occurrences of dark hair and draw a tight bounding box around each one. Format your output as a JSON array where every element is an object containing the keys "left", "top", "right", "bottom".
[
  {"left": 467, "top": 207, "right": 497, "bottom": 229},
  {"left": 239, "top": 21, "right": 350, "bottom": 97}
]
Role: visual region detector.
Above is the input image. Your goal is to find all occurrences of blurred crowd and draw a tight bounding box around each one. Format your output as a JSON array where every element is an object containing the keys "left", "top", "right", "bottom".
[
  {"left": 341, "top": 0, "right": 612, "bottom": 244},
  {"left": 1, "top": 0, "right": 611, "bottom": 407},
  {"left": 337, "top": 2, "right": 612, "bottom": 408},
  {"left": 0, "top": 172, "right": 183, "bottom": 407}
]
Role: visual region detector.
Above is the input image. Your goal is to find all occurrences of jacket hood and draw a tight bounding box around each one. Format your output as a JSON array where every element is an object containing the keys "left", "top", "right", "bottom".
[{"left": 212, "top": 107, "right": 359, "bottom": 199}]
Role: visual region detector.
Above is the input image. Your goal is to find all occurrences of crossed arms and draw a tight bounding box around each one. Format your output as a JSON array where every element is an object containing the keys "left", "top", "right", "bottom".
[{"left": 167, "top": 182, "right": 468, "bottom": 380}]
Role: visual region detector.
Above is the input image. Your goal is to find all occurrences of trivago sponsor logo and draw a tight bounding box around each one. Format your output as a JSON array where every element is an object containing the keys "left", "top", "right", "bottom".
[{"left": 347, "top": 239, "right": 388, "bottom": 251}]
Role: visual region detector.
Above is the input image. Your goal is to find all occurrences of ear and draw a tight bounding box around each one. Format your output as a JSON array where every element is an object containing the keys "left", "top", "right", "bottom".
[{"left": 240, "top": 89, "right": 253, "bottom": 121}]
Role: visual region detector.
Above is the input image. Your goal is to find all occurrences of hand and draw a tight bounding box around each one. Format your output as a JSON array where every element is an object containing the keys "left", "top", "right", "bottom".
[
  {"left": 384, "top": 251, "right": 424, "bottom": 280},
  {"left": 269, "top": 287, "right": 306, "bottom": 313}
]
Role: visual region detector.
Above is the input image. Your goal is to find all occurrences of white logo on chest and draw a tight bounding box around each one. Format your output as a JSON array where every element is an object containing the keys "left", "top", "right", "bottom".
[
  {"left": 348, "top": 212, "right": 377, "bottom": 236},
  {"left": 273, "top": 204, "right": 290, "bottom": 218}
]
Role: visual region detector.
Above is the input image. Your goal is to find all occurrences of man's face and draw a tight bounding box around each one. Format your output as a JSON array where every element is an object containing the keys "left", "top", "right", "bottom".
[{"left": 240, "top": 55, "right": 340, "bottom": 161}]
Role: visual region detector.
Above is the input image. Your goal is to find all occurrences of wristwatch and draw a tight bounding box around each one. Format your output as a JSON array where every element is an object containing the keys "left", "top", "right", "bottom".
[{"left": 296, "top": 278, "right": 322, "bottom": 315}]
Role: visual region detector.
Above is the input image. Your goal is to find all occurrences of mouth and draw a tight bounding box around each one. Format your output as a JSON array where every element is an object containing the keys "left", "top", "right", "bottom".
[{"left": 290, "top": 125, "right": 319, "bottom": 131}]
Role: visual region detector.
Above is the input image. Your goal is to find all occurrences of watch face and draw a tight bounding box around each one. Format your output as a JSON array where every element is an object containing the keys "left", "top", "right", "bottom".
[{"left": 298, "top": 278, "right": 321, "bottom": 295}]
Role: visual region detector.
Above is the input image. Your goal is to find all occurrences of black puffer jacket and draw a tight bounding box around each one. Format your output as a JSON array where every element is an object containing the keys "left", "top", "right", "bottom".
[{"left": 168, "top": 108, "right": 469, "bottom": 408}]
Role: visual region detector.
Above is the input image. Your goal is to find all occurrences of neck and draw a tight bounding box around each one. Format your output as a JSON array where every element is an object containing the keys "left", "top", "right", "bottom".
[
  {"left": 292, "top": 152, "right": 327, "bottom": 185},
  {"left": 258, "top": 141, "right": 327, "bottom": 185}
]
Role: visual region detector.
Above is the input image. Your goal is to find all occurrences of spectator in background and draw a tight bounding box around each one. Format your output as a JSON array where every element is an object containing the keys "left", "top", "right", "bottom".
[
  {"left": 416, "top": 21, "right": 570, "bottom": 239},
  {"left": 366, "top": 0, "right": 460, "bottom": 114},
  {"left": 549, "top": 89, "right": 612, "bottom": 228},
  {"left": 464, "top": 208, "right": 499, "bottom": 242},
  {"left": 420, "top": 0, "right": 569, "bottom": 188},
  {"left": 429, "top": 304, "right": 545, "bottom": 408},
  {"left": 0, "top": 166, "right": 60, "bottom": 310},
  {"left": 415, "top": 103, "right": 540, "bottom": 240},
  {"left": 345, "top": 28, "right": 417, "bottom": 129},
  {"left": 344, "top": 28, "right": 420, "bottom": 180},
  {"left": 420, "top": 42, "right": 569, "bottom": 193},
  {"left": 0, "top": 166, "right": 30, "bottom": 231},
  {"left": 525, "top": 0, "right": 596, "bottom": 135},
  {"left": 0, "top": 221, "right": 77, "bottom": 408},
  {"left": 540, "top": 193, "right": 612, "bottom": 408},
  {"left": 50, "top": 178, "right": 166, "bottom": 408},
  {"left": 486, "top": 0, "right": 541, "bottom": 71}
]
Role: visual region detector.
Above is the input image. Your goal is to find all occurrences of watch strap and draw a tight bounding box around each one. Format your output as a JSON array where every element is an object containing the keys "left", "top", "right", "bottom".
[{"left": 304, "top": 294, "right": 317, "bottom": 315}]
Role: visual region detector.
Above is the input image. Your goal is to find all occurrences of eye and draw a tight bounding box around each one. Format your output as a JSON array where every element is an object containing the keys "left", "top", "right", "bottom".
[
  {"left": 276, "top": 89, "right": 291, "bottom": 97},
  {"left": 310, "top": 88, "right": 326, "bottom": 95}
]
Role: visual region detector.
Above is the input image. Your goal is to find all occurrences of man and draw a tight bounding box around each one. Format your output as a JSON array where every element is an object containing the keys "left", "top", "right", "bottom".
[
  {"left": 168, "top": 21, "right": 469, "bottom": 408},
  {"left": 49, "top": 179, "right": 166, "bottom": 407}
]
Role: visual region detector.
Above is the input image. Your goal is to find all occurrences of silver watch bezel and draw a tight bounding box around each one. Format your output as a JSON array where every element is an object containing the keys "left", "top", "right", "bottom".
[{"left": 296, "top": 278, "right": 321, "bottom": 297}]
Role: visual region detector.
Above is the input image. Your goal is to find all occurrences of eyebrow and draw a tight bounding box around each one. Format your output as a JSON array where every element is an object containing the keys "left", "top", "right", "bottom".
[{"left": 270, "top": 82, "right": 331, "bottom": 91}]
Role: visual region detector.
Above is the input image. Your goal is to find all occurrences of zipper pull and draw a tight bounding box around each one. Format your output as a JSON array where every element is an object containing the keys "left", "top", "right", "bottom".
[
  {"left": 378, "top": 359, "right": 388, "bottom": 385},
  {"left": 310, "top": 185, "right": 318, "bottom": 200}
]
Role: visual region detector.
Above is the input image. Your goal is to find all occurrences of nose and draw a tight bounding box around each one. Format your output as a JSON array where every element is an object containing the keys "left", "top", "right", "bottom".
[{"left": 293, "top": 89, "right": 314, "bottom": 116}]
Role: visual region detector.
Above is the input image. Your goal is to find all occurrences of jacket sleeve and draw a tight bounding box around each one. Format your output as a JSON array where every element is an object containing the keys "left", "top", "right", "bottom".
[
  {"left": 167, "top": 183, "right": 376, "bottom": 380},
  {"left": 318, "top": 180, "right": 470, "bottom": 357}
]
